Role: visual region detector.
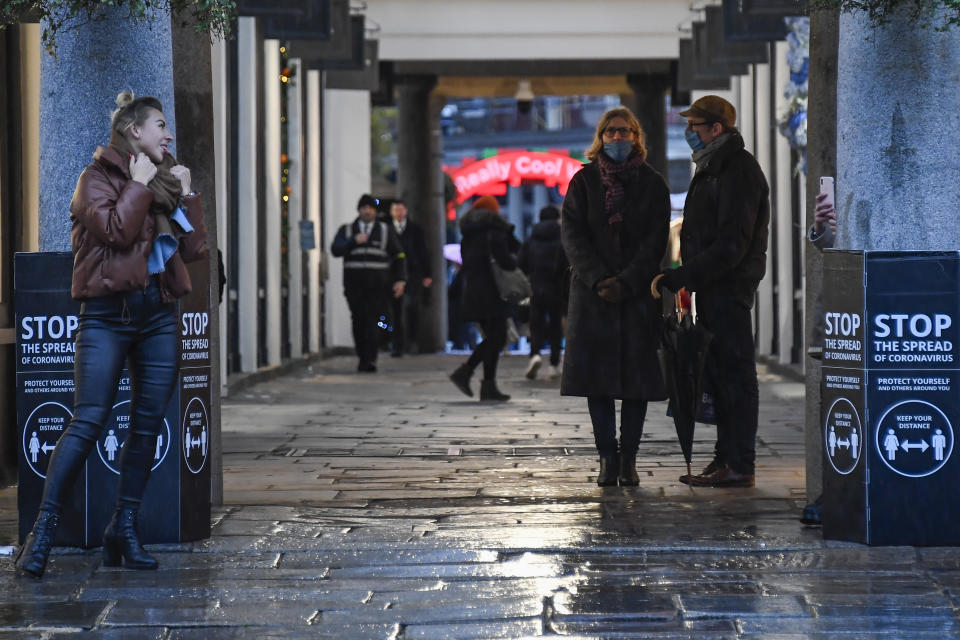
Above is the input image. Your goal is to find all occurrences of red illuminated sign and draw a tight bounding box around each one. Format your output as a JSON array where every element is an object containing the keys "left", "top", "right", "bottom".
[{"left": 447, "top": 151, "right": 584, "bottom": 203}]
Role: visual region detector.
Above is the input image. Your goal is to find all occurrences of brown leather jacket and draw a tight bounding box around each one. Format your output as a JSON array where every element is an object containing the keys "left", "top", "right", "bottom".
[{"left": 69, "top": 145, "right": 208, "bottom": 301}]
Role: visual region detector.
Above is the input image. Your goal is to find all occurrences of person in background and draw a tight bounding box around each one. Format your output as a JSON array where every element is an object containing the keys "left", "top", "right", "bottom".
[
  {"left": 806, "top": 191, "right": 837, "bottom": 360},
  {"left": 448, "top": 196, "right": 519, "bottom": 402},
  {"left": 389, "top": 198, "right": 432, "bottom": 356},
  {"left": 562, "top": 106, "right": 670, "bottom": 487},
  {"left": 800, "top": 191, "right": 837, "bottom": 526},
  {"left": 519, "top": 205, "right": 567, "bottom": 380},
  {"left": 16, "top": 91, "right": 208, "bottom": 578},
  {"left": 654, "top": 95, "right": 770, "bottom": 489},
  {"left": 331, "top": 194, "right": 406, "bottom": 372}
]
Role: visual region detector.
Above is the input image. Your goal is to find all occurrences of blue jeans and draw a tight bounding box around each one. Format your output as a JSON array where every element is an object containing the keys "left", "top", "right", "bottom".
[
  {"left": 39, "top": 280, "right": 178, "bottom": 513},
  {"left": 588, "top": 397, "right": 648, "bottom": 456}
]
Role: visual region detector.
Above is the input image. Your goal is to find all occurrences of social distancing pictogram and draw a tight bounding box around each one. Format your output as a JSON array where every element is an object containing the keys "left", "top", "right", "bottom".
[
  {"left": 182, "top": 397, "right": 209, "bottom": 474},
  {"left": 22, "top": 401, "right": 73, "bottom": 478},
  {"left": 824, "top": 397, "right": 863, "bottom": 475},
  {"left": 96, "top": 400, "right": 172, "bottom": 475},
  {"left": 874, "top": 399, "right": 953, "bottom": 478}
]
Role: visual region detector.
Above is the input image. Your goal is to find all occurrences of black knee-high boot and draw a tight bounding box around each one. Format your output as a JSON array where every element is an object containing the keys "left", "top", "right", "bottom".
[
  {"left": 103, "top": 431, "right": 158, "bottom": 570},
  {"left": 16, "top": 433, "right": 94, "bottom": 578}
]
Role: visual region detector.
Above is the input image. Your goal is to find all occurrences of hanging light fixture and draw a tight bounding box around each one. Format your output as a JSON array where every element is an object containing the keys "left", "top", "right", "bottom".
[{"left": 515, "top": 79, "right": 534, "bottom": 114}]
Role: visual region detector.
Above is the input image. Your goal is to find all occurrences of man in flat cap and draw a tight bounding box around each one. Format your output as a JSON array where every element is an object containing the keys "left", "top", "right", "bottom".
[
  {"left": 654, "top": 95, "right": 770, "bottom": 488},
  {"left": 332, "top": 194, "right": 407, "bottom": 372}
]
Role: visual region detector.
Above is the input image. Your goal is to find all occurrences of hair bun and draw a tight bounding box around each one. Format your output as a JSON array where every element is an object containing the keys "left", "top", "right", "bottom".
[{"left": 115, "top": 90, "right": 135, "bottom": 109}]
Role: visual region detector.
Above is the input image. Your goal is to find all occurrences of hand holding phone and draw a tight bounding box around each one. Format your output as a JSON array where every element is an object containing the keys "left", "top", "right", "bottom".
[
  {"left": 816, "top": 177, "right": 837, "bottom": 235},
  {"left": 819, "top": 176, "right": 834, "bottom": 210}
]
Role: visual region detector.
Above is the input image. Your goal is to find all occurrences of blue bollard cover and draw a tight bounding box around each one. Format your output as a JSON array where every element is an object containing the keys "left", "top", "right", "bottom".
[
  {"left": 822, "top": 250, "right": 960, "bottom": 545},
  {"left": 15, "top": 252, "right": 211, "bottom": 548}
]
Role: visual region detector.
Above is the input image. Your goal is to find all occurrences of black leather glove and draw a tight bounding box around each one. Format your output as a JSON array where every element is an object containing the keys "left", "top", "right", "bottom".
[
  {"left": 658, "top": 268, "right": 686, "bottom": 293},
  {"left": 597, "top": 277, "right": 625, "bottom": 303}
]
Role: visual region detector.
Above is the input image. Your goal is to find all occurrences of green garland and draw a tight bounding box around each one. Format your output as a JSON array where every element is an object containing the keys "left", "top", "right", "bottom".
[
  {"left": 0, "top": 1, "right": 236, "bottom": 54},
  {"left": 810, "top": 0, "right": 960, "bottom": 29}
]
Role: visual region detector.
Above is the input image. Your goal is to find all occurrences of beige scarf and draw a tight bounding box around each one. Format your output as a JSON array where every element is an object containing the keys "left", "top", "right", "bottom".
[{"left": 108, "top": 133, "right": 183, "bottom": 239}]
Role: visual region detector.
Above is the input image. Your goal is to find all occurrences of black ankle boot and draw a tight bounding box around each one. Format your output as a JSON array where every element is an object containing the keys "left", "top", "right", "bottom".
[
  {"left": 597, "top": 454, "right": 619, "bottom": 486},
  {"left": 449, "top": 364, "right": 474, "bottom": 397},
  {"left": 102, "top": 508, "right": 157, "bottom": 570},
  {"left": 479, "top": 379, "right": 510, "bottom": 402},
  {"left": 618, "top": 453, "right": 640, "bottom": 486},
  {"left": 16, "top": 432, "right": 94, "bottom": 579},
  {"left": 15, "top": 510, "right": 61, "bottom": 578}
]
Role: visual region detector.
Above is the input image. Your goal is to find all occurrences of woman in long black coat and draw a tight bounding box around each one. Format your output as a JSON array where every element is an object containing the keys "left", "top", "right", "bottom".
[
  {"left": 449, "top": 196, "right": 520, "bottom": 401},
  {"left": 561, "top": 107, "right": 670, "bottom": 486}
]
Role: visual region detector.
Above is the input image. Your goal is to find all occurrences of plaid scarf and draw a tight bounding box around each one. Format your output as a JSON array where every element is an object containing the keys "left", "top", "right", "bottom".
[{"left": 596, "top": 150, "right": 645, "bottom": 226}]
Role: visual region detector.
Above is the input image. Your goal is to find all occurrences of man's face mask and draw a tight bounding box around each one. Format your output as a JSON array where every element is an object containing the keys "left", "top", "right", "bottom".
[{"left": 685, "top": 128, "right": 706, "bottom": 152}]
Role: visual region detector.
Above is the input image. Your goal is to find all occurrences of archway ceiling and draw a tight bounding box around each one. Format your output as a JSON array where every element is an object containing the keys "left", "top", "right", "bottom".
[
  {"left": 394, "top": 58, "right": 673, "bottom": 98},
  {"left": 434, "top": 76, "right": 630, "bottom": 98}
]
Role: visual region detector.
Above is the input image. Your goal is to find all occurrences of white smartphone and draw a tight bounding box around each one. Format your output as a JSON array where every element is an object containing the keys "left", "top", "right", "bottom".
[{"left": 819, "top": 176, "right": 835, "bottom": 209}]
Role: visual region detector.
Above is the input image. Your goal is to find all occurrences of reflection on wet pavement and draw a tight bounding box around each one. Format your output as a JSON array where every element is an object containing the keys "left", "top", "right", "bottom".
[{"left": 1, "top": 354, "right": 958, "bottom": 638}]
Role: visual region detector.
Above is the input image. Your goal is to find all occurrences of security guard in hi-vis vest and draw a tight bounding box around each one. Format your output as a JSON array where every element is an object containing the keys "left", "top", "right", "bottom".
[{"left": 331, "top": 194, "right": 407, "bottom": 372}]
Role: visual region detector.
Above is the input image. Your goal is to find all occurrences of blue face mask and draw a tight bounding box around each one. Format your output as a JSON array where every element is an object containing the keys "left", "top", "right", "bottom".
[
  {"left": 602, "top": 140, "right": 634, "bottom": 163},
  {"left": 685, "top": 128, "right": 705, "bottom": 152}
]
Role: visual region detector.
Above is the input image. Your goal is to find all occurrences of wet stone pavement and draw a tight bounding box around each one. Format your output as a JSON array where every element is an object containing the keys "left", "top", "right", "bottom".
[{"left": 2, "top": 353, "right": 960, "bottom": 638}]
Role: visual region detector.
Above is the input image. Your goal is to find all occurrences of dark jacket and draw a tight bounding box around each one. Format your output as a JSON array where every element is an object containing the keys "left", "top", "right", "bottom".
[
  {"left": 679, "top": 133, "right": 770, "bottom": 307},
  {"left": 519, "top": 219, "right": 568, "bottom": 304},
  {"left": 458, "top": 208, "right": 519, "bottom": 321},
  {"left": 561, "top": 160, "right": 670, "bottom": 399},
  {"left": 394, "top": 220, "right": 432, "bottom": 283},
  {"left": 69, "top": 145, "right": 208, "bottom": 301},
  {"left": 331, "top": 219, "right": 407, "bottom": 293}
]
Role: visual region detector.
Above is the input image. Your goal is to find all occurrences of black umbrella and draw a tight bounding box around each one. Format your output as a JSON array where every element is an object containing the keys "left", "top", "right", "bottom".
[{"left": 657, "top": 293, "right": 713, "bottom": 479}]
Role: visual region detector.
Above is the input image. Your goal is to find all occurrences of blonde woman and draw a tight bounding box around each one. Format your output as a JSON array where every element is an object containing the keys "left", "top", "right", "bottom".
[
  {"left": 561, "top": 107, "right": 670, "bottom": 486},
  {"left": 16, "top": 91, "right": 208, "bottom": 577}
]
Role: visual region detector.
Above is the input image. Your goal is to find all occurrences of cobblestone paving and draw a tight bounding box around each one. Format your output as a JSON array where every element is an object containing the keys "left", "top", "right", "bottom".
[{"left": 1, "top": 353, "right": 959, "bottom": 638}]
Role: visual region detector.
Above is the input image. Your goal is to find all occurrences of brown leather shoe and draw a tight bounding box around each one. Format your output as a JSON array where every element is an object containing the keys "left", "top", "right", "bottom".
[
  {"left": 688, "top": 464, "right": 755, "bottom": 488},
  {"left": 679, "top": 457, "right": 722, "bottom": 485}
]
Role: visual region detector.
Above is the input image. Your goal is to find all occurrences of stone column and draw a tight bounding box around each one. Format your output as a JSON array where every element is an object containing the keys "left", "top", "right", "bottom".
[
  {"left": 263, "top": 41, "right": 282, "bottom": 367},
  {"left": 236, "top": 18, "right": 260, "bottom": 372},
  {"left": 735, "top": 72, "right": 756, "bottom": 157},
  {"left": 210, "top": 37, "right": 229, "bottom": 389},
  {"left": 627, "top": 74, "right": 670, "bottom": 182},
  {"left": 836, "top": 8, "right": 960, "bottom": 250},
  {"left": 429, "top": 93, "right": 448, "bottom": 351},
  {"left": 286, "top": 58, "right": 304, "bottom": 361},
  {"left": 396, "top": 74, "right": 445, "bottom": 352},
  {"left": 322, "top": 88, "right": 372, "bottom": 350},
  {"left": 305, "top": 70, "right": 322, "bottom": 354},
  {"left": 754, "top": 62, "right": 775, "bottom": 359},
  {"left": 39, "top": 8, "right": 176, "bottom": 250},
  {"left": 506, "top": 185, "right": 523, "bottom": 234},
  {"left": 804, "top": 6, "right": 839, "bottom": 505},
  {"left": 772, "top": 41, "right": 795, "bottom": 366},
  {"left": 171, "top": 16, "right": 222, "bottom": 505}
]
